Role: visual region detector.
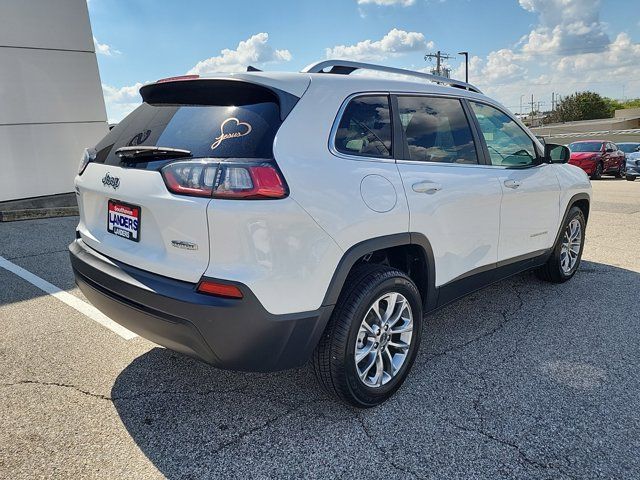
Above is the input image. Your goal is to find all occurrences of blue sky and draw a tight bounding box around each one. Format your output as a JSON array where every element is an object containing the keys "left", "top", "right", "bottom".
[{"left": 88, "top": 0, "right": 640, "bottom": 122}]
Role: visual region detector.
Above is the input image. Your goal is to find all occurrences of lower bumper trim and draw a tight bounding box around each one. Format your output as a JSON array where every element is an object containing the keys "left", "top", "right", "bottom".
[{"left": 69, "top": 240, "right": 332, "bottom": 372}]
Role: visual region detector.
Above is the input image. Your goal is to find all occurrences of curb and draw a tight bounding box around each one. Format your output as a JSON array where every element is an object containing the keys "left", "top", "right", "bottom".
[{"left": 0, "top": 206, "right": 79, "bottom": 222}]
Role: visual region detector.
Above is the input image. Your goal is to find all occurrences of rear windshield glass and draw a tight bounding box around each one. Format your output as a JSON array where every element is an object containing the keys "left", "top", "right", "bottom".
[
  {"left": 94, "top": 82, "right": 283, "bottom": 166},
  {"left": 568, "top": 142, "right": 602, "bottom": 152}
]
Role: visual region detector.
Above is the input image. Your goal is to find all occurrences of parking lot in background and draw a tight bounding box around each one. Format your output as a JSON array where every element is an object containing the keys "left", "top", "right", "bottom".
[{"left": 1, "top": 179, "right": 639, "bottom": 479}]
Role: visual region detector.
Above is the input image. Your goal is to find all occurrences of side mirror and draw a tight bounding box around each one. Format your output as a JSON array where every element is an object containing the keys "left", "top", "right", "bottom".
[{"left": 545, "top": 143, "right": 570, "bottom": 164}]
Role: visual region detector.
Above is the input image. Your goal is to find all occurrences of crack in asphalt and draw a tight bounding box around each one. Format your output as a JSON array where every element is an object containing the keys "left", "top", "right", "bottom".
[
  {"left": 0, "top": 379, "right": 292, "bottom": 408},
  {"left": 430, "top": 283, "right": 578, "bottom": 479},
  {"left": 0, "top": 380, "right": 114, "bottom": 400},
  {"left": 204, "top": 401, "right": 317, "bottom": 455},
  {"left": 356, "top": 413, "right": 421, "bottom": 479},
  {"left": 5, "top": 249, "right": 70, "bottom": 261},
  {"left": 425, "top": 280, "right": 527, "bottom": 363},
  {"left": 445, "top": 420, "right": 576, "bottom": 479}
]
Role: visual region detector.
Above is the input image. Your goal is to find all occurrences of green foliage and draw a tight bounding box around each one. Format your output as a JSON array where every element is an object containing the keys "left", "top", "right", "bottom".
[
  {"left": 548, "top": 91, "right": 614, "bottom": 123},
  {"left": 613, "top": 98, "right": 640, "bottom": 109}
]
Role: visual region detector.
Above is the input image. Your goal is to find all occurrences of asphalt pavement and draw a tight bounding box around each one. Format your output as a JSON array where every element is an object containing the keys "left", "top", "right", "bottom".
[{"left": 1, "top": 178, "right": 639, "bottom": 479}]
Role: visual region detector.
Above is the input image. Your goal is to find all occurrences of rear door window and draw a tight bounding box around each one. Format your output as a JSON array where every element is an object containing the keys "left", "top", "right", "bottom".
[
  {"left": 334, "top": 95, "right": 392, "bottom": 158},
  {"left": 397, "top": 96, "right": 478, "bottom": 164}
]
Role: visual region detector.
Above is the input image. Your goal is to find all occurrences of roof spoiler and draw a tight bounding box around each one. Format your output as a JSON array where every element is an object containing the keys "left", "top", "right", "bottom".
[{"left": 139, "top": 78, "right": 299, "bottom": 121}]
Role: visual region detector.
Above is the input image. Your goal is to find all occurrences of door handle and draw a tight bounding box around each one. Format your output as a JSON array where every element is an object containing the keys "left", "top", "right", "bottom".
[
  {"left": 412, "top": 181, "right": 442, "bottom": 194},
  {"left": 504, "top": 179, "right": 521, "bottom": 189}
]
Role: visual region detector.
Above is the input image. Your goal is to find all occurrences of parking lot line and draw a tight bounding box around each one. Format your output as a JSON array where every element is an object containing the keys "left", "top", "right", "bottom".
[{"left": 0, "top": 255, "right": 137, "bottom": 340}]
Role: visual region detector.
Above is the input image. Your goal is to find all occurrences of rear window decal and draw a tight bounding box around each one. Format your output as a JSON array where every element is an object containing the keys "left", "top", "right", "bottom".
[{"left": 211, "top": 117, "right": 252, "bottom": 150}]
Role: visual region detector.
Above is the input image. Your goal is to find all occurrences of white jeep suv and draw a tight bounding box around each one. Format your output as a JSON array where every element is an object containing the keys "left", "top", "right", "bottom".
[{"left": 70, "top": 60, "right": 591, "bottom": 407}]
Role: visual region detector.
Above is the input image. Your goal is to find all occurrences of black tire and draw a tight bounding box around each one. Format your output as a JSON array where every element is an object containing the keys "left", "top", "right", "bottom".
[
  {"left": 614, "top": 165, "right": 624, "bottom": 178},
  {"left": 627, "top": 175, "right": 637, "bottom": 182},
  {"left": 313, "top": 264, "right": 423, "bottom": 408},
  {"left": 590, "top": 162, "right": 603, "bottom": 180},
  {"left": 536, "top": 206, "right": 586, "bottom": 283}
]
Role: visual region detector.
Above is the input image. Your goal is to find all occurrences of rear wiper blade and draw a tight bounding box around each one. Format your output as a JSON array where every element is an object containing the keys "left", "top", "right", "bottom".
[{"left": 115, "top": 146, "right": 192, "bottom": 160}]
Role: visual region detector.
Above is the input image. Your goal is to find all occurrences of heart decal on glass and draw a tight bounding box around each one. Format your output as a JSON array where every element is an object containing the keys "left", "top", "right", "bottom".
[{"left": 211, "top": 117, "right": 253, "bottom": 150}]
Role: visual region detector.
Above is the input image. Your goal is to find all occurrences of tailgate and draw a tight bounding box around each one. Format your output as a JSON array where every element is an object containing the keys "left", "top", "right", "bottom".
[{"left": 76, "top": 163, "right": 211, "bottom": 283}]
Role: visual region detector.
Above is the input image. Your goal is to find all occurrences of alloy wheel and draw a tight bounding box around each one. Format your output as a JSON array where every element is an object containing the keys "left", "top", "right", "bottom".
[
  {"left": 560, "top": 218, "right": 582, "bottom": 274},
  {"left": 354, "top": 292, "right": 413, "bottom": 388}
]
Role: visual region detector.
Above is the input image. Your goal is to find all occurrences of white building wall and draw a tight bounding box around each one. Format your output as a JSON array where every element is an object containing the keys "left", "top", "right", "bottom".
[{"left": 0, "top": 0, "right": 108, "bottom": 202}]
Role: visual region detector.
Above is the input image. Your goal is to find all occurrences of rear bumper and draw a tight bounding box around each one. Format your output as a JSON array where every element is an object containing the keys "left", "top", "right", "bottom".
[{"left": 69, "top": 239, "right": 332, "bottom": 371}]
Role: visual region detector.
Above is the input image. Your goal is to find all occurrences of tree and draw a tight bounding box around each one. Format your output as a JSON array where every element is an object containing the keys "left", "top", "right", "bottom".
[
  {"left": 548, "top": 91, "right": 615, "bottom": 123},
  {"left": 612, "top": 98, "right": 640, "bottom": 110}
]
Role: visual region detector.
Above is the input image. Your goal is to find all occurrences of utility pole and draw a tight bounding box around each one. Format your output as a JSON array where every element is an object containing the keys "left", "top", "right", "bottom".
[
  {"left": 424, "top": 50, "right": 453, "bottom": 78},
  {"left": 530, "top": 94, "right": 535, "bottom": 119},
  {"left": 551, "top": 92, "right": 555, "bottom": 112},
  {"left": 458, "top": 51, "right": 469, "bottom": 83}
]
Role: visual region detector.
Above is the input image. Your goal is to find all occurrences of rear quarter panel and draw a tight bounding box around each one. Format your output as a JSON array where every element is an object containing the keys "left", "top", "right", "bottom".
[
  {"left": 204, "top": 197, "right": 343, "bottom": 315},
  {"left": 273, "top": 78, "right": 410, "bottom": 251}
]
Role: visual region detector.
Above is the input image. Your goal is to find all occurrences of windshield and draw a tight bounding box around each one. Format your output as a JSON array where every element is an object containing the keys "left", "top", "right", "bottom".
[
  {"left": 618, "top": 143, "right": 640, "bottom": 153},
  {"left": 569, "top": 142, "right": 602, "bottom": 152}
]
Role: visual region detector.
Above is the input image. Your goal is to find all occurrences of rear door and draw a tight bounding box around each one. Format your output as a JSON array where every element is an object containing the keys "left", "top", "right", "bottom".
[
  {"left": 76, "top": 79, "right": 293, "bottom": 283},
  {"left": 467, "top": 101, "right": 560, "bottom": 261},
  {"left": 394, "top": 95, "right": 503, "bottom": 288}
]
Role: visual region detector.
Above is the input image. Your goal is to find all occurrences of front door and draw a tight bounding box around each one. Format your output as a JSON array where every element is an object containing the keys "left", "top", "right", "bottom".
[{"left": 467, "top": 101, "right": 560, "bottom": 262}]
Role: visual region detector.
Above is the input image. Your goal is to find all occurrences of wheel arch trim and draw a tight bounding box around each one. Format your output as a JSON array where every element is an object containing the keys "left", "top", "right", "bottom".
[
  {"left": 554, "top": 192, "right": 590, "bottom": 247},
  {"left": 321, "top": 233, "right": 438, "bottom": 311}
]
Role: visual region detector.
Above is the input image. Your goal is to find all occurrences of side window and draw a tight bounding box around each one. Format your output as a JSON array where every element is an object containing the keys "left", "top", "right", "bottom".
[
  {"left": 470, "top": 102, "right": 538, "bottom": 167},
  {"left": 334, "top": 96, "right": 392, "bottom": 158},
  {"left": 397, "top": 96, "right": 479, "bottom": 164}
]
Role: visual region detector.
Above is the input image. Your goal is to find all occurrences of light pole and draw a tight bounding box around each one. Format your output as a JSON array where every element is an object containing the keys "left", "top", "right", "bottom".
[{"left": 458, "top": 51, "right": 469, "bottom": 83}]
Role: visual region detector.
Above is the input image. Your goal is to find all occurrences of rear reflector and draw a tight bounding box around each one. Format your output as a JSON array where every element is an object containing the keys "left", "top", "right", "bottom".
[{"left": 196, "top": 280, "right": 243, "bottom": 299}]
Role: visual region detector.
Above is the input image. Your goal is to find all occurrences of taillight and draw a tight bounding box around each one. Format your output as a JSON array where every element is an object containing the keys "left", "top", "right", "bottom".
[
  {"left": 161, "top": 161, "right": 216, "bottom": 197},
  {"left": 213, "top": 163, "right": 287, "bottom": 199},
  {"left": 161, "top": 160, "right": 288, "bottom": 199}
]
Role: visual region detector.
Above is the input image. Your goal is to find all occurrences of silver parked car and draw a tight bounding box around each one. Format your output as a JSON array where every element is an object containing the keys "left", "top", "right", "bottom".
[{"left": 618, "top": 142, "right": 640, "bottom": 181}]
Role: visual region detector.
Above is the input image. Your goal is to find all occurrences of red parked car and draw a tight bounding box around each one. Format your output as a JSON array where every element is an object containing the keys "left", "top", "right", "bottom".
[{"left": 568, "top": 141, "right": 626, "bottom": 180}]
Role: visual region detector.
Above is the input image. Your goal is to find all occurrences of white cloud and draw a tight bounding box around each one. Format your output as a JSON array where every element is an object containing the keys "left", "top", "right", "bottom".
[
  {"left": 518, "top": 0, "right": 609, "bottom": 55},
  {"left": 187, "top": 33, "right": 291, "bottom": 75},
  {"left": 325, "top": 29, "right": 432, "bottom": 61},
  {"left": 93, "top": 36, "right": 120, "bottom": 56},
  {"left": 102, "top": 83, "right": 144, "bottom": 123},
  {"left": 444, "top": 0, "right": 639, "bottom": 114},
  {"left": 357, "top": 0, "right": 416, "bottom": 6}
]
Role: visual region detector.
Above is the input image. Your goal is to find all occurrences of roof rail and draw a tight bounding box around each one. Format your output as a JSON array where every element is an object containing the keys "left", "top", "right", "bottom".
[{"left": 301, "top": 59, "right": 482, "bottom": 94}]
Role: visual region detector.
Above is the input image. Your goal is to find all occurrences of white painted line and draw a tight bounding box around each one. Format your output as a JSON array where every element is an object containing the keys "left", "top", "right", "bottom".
[{"left": 0, "top": 255, "right": 137, "bottom": 340}]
